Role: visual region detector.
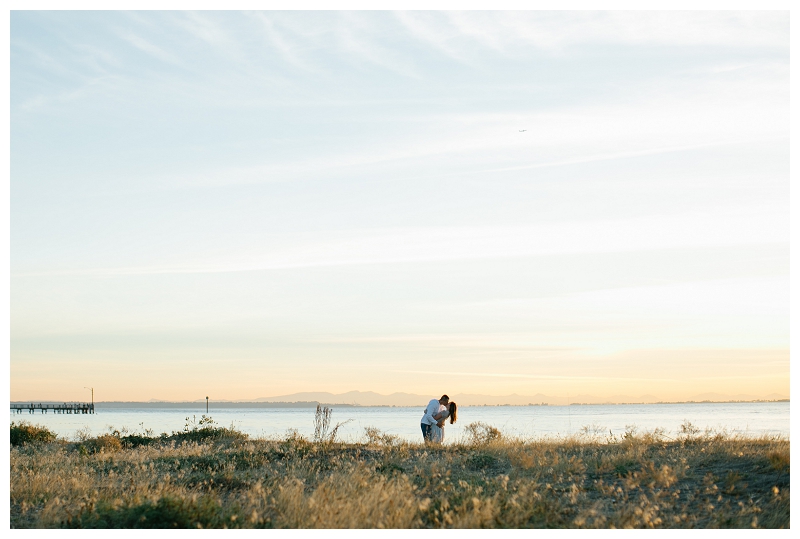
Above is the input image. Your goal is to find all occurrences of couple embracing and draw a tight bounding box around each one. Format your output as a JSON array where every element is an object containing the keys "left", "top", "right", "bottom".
[{"left": 420, "top": 394, "right": 457, "bottom": 443}]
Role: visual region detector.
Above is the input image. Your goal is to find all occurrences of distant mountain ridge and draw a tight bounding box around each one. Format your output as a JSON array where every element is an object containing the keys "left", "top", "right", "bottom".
[
  {"left": 249, "top": 390, "right": 788, "bottom": 406},
  {"left": 15, "top": 391, "right": 787, "bottom": 407}
]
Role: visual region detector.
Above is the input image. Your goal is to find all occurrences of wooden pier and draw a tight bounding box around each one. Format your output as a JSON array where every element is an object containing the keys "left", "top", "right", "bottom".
[{"left": 11, "top": 403, "right": 95, "bottom": 414}]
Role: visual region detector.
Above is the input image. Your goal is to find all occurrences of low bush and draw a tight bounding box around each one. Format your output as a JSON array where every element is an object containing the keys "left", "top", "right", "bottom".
[
  {"left": 10, "top": 422, "right": 57, "bottom": 446},
  {"left": 82, "top": 434, "right": 122, "bottom": 454},
  {"left": 364, "top": 427, "right": 400, "bottom": 446},
  {"left": 461, "top": 422, "right": 502, "bottom": 445},
  {"left": 465, "top": 452, "right": 497, "bottom": 470},
  {"left": 169, "top": 415, "right": 248, "bottom": 444},
  {"left": 68, "top": 495, "right": 236, "bottom": 529},
  {"left": 121, "top": 434, "right": 156, "bottom": 448}
]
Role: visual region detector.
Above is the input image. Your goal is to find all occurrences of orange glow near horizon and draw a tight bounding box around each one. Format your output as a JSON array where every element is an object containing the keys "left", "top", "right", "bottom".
[{"left": 10, "top": 347, "right": 788, "bottom": 403}]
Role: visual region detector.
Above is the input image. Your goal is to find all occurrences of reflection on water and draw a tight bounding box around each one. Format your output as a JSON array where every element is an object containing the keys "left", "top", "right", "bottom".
[{"left": 10, "top": 402, "right": 789, "bottom": 443}]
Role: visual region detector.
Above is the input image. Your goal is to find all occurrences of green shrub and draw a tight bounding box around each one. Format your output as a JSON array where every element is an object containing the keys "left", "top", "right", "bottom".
[
  {"left": 10, "top": 421, "right": 57, "bottom": 446},
  {"left": 169, "top": 415, "right": 248, "bottom": 444},
  {"left": 466, "top": 453, "right": 497, "bottom": 470},
  {"left": 68, "top": 495, "right": 238, "bottom": 529},
  {"left": 376, "top": 462, "right": 406, "bottom": 475},
  {"left": 121, "top": 434, "right": 156, "bottom": 448}
]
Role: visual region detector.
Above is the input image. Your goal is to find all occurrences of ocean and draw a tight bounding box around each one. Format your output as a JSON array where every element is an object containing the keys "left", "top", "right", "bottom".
[{"left": 10, "top": 401, "right": 789, "bottom": 443}]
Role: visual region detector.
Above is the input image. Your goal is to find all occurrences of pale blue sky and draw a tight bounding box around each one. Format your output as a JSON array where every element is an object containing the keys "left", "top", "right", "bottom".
[{"left": 10, "top": 11, "right": 789, "bottom": 401}]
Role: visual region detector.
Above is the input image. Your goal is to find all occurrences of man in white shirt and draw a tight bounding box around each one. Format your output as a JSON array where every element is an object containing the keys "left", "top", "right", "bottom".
[{"left": 420, "top": 394, "right": 449, "bottom": 442}]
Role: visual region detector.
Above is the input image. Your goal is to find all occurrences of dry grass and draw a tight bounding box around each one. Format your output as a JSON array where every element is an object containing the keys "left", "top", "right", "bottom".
[{"left": 10, "top": 422, "right": 789, "bottom": 528}]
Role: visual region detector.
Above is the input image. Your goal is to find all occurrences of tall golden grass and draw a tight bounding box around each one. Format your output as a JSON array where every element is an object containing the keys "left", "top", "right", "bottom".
[{"left": 10, "top": 421, "right": 789, "bottom": 528}]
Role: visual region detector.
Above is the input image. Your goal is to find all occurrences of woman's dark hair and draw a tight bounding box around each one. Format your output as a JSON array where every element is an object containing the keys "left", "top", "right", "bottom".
[{"left": 448, "top": 402, "right": 457, "bottom": 424}]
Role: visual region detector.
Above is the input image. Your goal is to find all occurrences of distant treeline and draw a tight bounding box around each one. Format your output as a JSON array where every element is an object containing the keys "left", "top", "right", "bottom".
[
  {"left": 95, "top": 402, "right": 354, "bottom": 409},
  {"left": 10, "top": 401, "right": 355, "bottom": 409}
]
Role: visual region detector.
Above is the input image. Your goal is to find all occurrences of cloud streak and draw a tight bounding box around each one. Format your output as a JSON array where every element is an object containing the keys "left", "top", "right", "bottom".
[{"left": 13, "top": 202, "right": 787, "bottom": 277}]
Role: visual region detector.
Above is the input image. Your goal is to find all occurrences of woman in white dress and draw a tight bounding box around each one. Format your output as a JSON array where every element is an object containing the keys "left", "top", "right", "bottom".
[{"left": 429, "top": 402, "right": 457, "bottom": 444}]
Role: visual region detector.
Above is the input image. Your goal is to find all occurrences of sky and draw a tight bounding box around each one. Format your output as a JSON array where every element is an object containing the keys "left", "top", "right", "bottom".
[{"left": 9, "top": 10, "right": 789, "bottom": 402}]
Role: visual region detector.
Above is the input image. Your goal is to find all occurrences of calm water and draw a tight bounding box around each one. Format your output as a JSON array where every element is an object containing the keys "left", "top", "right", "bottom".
[{"left": 10, "top": 402, "right": 788, "bottom": 443}]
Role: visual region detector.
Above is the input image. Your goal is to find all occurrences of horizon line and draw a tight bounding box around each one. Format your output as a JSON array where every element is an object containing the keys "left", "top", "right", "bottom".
[{"left": 9, "top": 398, "right": 790, "bottom": 406}]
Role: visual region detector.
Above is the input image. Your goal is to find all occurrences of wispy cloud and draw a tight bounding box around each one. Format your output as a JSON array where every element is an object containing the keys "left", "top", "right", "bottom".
[
  {"left": 95, "top": 73, "right": 786, "bottom": 192},
  {"left": 385, "top": 12, "right": 789, "bottom": 60},
  {"left": 12, "top": 202, "right": 787, "bottom": 277},
  {"left": 249, "top": 12, "right": 320, "bottom": 74},
  {"left": 393, "top": 11, "right": 476, "bottom": 66},
  {"left": 443, "top": 12, "right": 787, "bottom": 52},
  {"left": 16, "top": 75, "right": 119, "bottom": 112},
  {"left": 172, "top": 11, "right": 231, "bottom": 48},
  {"left": 334, "top": 12, "right": 422, "bottom": 79},
  {"left": 117, "top": 31, "right": 182, "bottom": 65}
]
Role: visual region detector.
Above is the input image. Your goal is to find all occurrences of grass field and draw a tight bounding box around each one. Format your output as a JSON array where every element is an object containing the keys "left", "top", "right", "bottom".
[{"left": 10, "top": 416, "right": 789, "bottom": 528}]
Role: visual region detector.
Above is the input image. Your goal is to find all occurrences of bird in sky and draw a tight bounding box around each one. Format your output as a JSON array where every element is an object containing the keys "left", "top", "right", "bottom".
[{"left": 519, "top": 129, "right": 527, "bottom": 132}]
